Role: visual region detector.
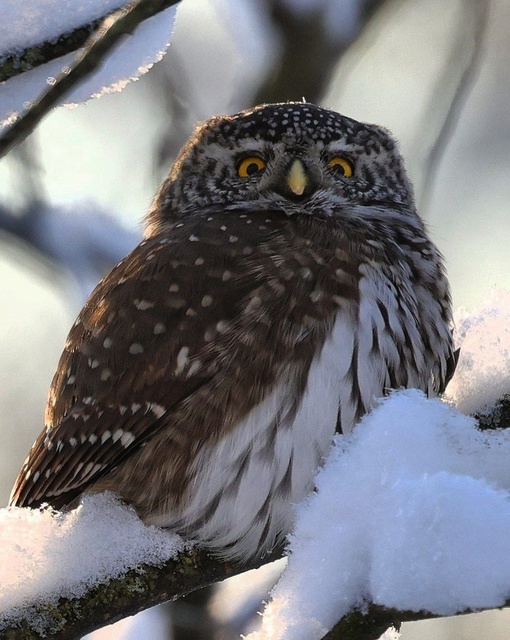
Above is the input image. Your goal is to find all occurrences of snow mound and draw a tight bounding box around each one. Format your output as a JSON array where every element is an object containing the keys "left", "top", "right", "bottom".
[
  {"left": 447, "top": 289, "right": 510, "bottom": 416},
  {"left": 248, "top": 391, "right": 510, "bottom": 640}
]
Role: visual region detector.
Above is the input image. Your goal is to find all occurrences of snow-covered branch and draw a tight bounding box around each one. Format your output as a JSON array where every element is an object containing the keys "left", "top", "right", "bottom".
[
  {"left": 0, "top": 468, "right": 509, "bottom": 640},
  {"left": 0, "top": 15, "right": 105, "bottom": 85},
  {"left": 0, "top": 0, "right": 179, "bottom": 83},
  {"left": 0, "top": 493, "right": 283, "bottom": 639},
  {"left": 0, "top": 0, "right": 179, "bottom": 157}
]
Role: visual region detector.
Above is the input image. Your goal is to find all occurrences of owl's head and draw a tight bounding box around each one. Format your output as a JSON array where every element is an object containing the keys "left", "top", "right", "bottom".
[{"left": 148, "top": 103, "right": 416, "bottom": 235}]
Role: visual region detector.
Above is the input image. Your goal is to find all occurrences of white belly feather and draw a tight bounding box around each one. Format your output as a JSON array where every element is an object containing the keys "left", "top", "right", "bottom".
[{"left": 149, "top": 312, "right": 365, "bottom": 559}]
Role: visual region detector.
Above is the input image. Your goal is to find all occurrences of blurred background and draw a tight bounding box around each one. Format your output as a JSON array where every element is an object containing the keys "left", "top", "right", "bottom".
[{"left": 1, "top": 0, "right": 509, "bottom": 638}]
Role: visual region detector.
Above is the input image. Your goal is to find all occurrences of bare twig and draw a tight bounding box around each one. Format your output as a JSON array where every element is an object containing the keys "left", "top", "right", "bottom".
[
  {"left": 0, "top": 0, "right": 179, "bottom": 159},
  {"left": 253, "top": 0, "right": 388, "bottom": 106},
  {"left": 417, "top": 0, "right": 490, "bottom": 211}
]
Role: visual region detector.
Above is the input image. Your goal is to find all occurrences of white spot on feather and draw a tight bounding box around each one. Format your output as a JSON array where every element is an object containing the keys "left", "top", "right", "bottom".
[
  {"left": 216, "top": 320, "right": 228, "bottom": 333},
  {"left": 175, "top": 347, "right": 189, "bottom": 375},
  {"left": 129, "top": 343, "right": 144, "bottom": 355},
  {"left": 146, "top": 402, "right": 166, "bottom": 418},
  {"left": 112, "top": 429, "right": 124, "bottom": 443},
  {"left": 134, "top": 299, "right": 155, "bottom": 310},
  {"left": 186, "top": 360, "right": 202, "bottom": 378},
  {"left": 121, "top": 432, "right": 135, "bottom": 447}
]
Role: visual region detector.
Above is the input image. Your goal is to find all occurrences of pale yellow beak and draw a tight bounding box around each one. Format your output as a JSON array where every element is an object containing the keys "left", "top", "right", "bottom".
[{"left": 286, "top": 159, "right": 308, "bottom": 196}]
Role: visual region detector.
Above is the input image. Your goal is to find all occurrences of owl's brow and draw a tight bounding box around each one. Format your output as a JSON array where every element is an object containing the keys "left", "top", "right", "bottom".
[{"left": 204, "top": 141, "right": 266, "bottom": 156}]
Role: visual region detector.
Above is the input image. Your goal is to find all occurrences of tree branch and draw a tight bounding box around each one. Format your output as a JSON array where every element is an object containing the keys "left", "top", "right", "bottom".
[
  {"left": 0, "top": 0, "right": 179, "bottom": 83},
  {"left": 253, "top": 0, "right": 388, "bottom": 106},
  {"left": 416, "top": 0, "right": 490, "bottom": 211},
  {"left": 0, "top": 547, "right": 283, "bottom": 639},
  {"left": 321, "top": 600, "right": 510, "bottom": 640},
  {"left": 0, "top": 17, "right": 105, "bottom": 84},
  {"left": 0, "top": 0, "right": 179, "bottom": 159}
]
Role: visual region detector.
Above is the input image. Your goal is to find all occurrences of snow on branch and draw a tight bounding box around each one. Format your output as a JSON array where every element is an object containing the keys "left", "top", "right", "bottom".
[
  {"left": 0, "top": 0, "right": 179, "bottom": 83},
  {"left": 0, "top": 0, "right": 179, "bottom": 156},
  {"left": 321, "top": 599, "right": 510, "bottom": 640},
  {"left": 0, "top": 12, "right": 109, "bottom": 85},
  {"left": 247, "top": 391, "right": 510, "bottom": 640},
  {"left": 0, "top": 493, "right": 283, "bottom": 639}
]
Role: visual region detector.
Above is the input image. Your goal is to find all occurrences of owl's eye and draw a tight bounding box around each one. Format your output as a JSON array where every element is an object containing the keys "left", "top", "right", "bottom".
[
  {"left": 237, "top": 156, "right": 266, "bottom": 178},
  {"left": 327, "top": 156, "right": 354, "bottom": 178}
]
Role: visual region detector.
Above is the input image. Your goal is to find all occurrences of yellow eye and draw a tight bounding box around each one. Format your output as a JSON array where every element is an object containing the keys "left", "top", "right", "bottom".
[
  {"left": 327, "top": 156, "right": 354, "bottom": 178},
  {"left": 237, "top": 156, "right": 266, "bottom": 178}
]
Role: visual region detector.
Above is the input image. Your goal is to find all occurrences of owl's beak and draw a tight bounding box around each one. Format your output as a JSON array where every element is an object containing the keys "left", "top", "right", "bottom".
[
  {"left": 286, "top": 159, "right": 308, "bottom": 197},
  {"left": 275, "top": 158, "right": 319, "bottom": 202}
]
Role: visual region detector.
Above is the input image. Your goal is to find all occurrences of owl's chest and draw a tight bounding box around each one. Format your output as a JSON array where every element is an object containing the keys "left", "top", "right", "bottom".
[
  {"left": 168, "top": 310, "right": 364, "bottom": 558},
  {"left": 153, "top": 264, "right": 431, "bottom": 559}
]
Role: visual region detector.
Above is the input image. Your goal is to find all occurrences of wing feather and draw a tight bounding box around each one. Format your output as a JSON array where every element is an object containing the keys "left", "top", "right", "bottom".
[{"left": 10, "top": 211, "right": 331, "bottom": 510}]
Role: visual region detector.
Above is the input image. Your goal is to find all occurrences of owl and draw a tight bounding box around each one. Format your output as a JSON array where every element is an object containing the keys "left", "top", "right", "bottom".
[{"left": 10, "top": 103, "right": 457, "bottom": 562}]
